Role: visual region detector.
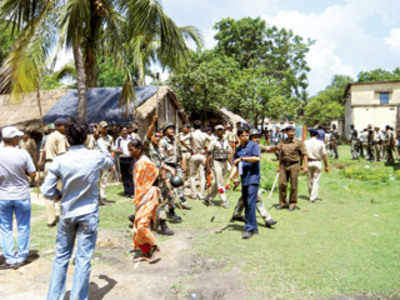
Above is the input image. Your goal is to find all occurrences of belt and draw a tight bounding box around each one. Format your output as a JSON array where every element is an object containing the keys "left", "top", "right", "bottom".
[
  {"left": 308, "top": 159, "right": 321, "bottom": 162},
  {"left": 214, "top": 159, "right": 227, "bottom": 162},
  {"left": 45, "top": 159, "right": 53, "bottom": 163},
  {"left": 281, "top": 161, "right": 299, "bottom": 166},
  {"left": 165, "top": 162, "right": 177, "bottom": 167}
]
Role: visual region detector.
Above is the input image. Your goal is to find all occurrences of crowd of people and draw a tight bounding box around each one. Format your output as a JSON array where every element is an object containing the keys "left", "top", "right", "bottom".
[
  {"left": 349, "top": 124, "right": 397, "bottom": 164},
  {"left": 1, "top": 115, "right": 394, "bottom": 299}
]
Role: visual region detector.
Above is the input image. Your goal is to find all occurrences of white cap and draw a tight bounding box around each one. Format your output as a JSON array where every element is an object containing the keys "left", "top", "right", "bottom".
[{"left": 2, "top": 126, "right": 24, "bottom": 139}]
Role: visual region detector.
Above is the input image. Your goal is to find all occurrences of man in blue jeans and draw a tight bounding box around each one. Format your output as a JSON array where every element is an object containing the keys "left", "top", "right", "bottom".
[
  {"left": 41, "top": 118, "right": 114, "bottom": 300},
  {"left": 234, "top": 128, "right": 261, "bottom": 239},
  {"left": 0, "top": 126, "right": 36, "bottom": 267}
]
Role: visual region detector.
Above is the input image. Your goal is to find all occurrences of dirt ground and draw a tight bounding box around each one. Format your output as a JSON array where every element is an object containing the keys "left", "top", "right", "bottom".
[{"left": 0, "top": 228, "right": 253, "bottom": 300}]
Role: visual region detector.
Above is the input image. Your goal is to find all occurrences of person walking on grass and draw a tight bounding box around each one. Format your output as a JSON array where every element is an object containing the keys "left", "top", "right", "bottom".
[
  {"left": 41, "top": 118, "right": 114, "bottom": 300},
  {"left": 0, "top": 127, "right": 36, "bottom": 267},
  {"left": 305, "top": 129, "right": 329, "bottom": 203},
  {"left": 233, "top": 128, "right": 261, "bottom": 239}
]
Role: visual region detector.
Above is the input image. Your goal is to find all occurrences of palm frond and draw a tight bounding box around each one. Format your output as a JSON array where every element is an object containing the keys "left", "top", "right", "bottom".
[
  {"left": 119, "top": 71, "right": 136, "bottom": 119},
  {"left": 179, "top": 25, "right": 203, "bottom": 51},
  {"left": 54, "top": 62, "right": 76, "bottom": 80},
  {"left": 0, "top": 0, "right": 54, "bottom": 100}
]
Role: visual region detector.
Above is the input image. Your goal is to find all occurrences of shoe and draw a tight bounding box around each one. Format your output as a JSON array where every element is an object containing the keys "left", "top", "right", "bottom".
[
  {"left": 276, "top": 205, "right": 288, "bottom": 210},
  {"left": 230, "top": 216, "right": 245, "bottom": 222},
  {"left": 289, "top": 205, "right": 296, "bottom": 211},
  {"left": 159, "top": 220, "right": 174, "bottom": 236},
  {"left": 265, "top": 219, "right": 277, "bottom": 228},
  {"left": 180, "top": 202, "right": 192, "bottom": 210},
  {"left": 203, "top": 199, "right": 211, "bottom": 206},
  {"left": 128, "top": 215, "right": 135, "bottom": 223},
  {"left": 222, "top": 202, "right": 229, "bottom": 209},
  {"left": 47, "top": 221, "right": 56, "bottom": 227},
  {"left": 167, "top": 209, "right": 182, "bottom": 223},
  {"left": 242, "top": 231, "right": 254, "bottom": 239}
]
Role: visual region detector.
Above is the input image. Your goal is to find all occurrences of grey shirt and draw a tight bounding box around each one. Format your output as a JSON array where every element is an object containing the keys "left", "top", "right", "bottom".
[{"left": 0, "top": 146, "right": 36, "bottom": 200}]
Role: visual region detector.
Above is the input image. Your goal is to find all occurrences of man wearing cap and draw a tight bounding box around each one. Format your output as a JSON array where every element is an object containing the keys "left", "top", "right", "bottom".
[
  {"left": 189, "top": 120, "right": 211, "bottom": 200},
  {"left": 0, "top": 127, "right": 36, "bottom": 267},
  {"left": 305, "top": 129, "right": 329, "bottom": 202},
  {"left": 205, "top": 125, "right": 232, "bottom": 208},
  {"left": 229, "top": 129, "right": 278, "bottom": 228},
  {"left": 97, "top": 121, "right": 115, "bottom": 203},
  {"left": 159, "top": 122, "right": 191, "bottom": 213},
  {"left": 385, "top": 125, "right": 395, "bottom": 165},
  {"left": 42, "top": 118, "right": 69, "bottom": 226},
  {"left": 278, "top": 125, "right": 308, "bottom": 211}
]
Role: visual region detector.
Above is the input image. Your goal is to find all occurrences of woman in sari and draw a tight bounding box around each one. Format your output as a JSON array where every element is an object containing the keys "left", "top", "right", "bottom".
[{"left": 129, "top": 139, "right": 161, "bottom": 263}]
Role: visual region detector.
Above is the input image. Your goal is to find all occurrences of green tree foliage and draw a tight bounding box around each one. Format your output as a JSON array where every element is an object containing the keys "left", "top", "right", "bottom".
[
  {"left": 357, "top": 68, "right": 400, "bottom": 82},
  {"left": 0, "top": 23, "right": 14, "bottom": 66},
  {"left": 303, "top": 74, "right": 353, "bottom": 126},
  {"left": 170, "top": 17, "right": 312, "bottom": 122}
]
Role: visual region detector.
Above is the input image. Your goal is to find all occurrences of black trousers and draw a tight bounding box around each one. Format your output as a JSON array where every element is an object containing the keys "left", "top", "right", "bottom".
[{"left": 120, "top": 157, "right": 134, "bottom": 196}]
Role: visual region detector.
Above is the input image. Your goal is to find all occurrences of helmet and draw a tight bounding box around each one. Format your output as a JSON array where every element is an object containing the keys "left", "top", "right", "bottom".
[
  {"left": 163, "top": 122, "right": 175, "bottom": 133},
  {"left": 170, "top": 176, "right": 183, "bottom": 188},
  {"left": 249, "top": 128, "right": 260, "bottom": 137}
]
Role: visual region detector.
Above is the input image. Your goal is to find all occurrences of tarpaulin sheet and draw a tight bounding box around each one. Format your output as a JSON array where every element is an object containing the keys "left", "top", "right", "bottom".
[{"left": 43, "top": 86, "right": 159, "bottom": 125}]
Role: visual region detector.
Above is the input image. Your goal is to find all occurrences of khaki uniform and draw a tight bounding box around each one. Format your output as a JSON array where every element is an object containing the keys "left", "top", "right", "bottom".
[
  {"left": 84, "top": 134, "right": 97, "bottom": 150},
  {"left": 189, "top": 129, "right": 210, "bottom": 199},
  {"left": 97, "top": 135, "right": 114, "bottom": 200},
  {"left": 159, "top": 135, "right": 186, "bottom": 205},
  {"left": 43, "top": 130, "right": 69, "bottom": 225},
  {"left": 373, "top": 130, "right": 383, "bottom": 161},
  {"left": 305, "top": 137, "right": 326, "bottom": 202},
  {"left": 20, "top": 138, "right": 38, "bottom": 166},
  {"left": 385, "top": 129, "right": 395, "bottom": 165},
  {"left": 279, "top": 138, "right": 306, "bottom": 207},
  {"left": 178, "top": 132, "right": 192, "bottom": 181},
  {"left": 206, "top": 137, "right": 231, "bottom": 205}
]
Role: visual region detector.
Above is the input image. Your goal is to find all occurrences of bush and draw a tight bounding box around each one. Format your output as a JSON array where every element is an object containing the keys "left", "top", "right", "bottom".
[{"left": 342, "top": 165, "right": 391, "bottom": 183}]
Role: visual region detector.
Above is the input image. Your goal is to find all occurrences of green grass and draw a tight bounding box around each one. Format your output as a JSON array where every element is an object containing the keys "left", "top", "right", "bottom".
[{"left": 27, "top": 146, "right": 400, "bottom": 299}]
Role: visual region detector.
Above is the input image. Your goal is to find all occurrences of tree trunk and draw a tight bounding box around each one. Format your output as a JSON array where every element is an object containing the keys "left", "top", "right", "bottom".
[
  {"left": 36, "top": 81, "right": 44, "bottom": 131},
  {"left": 85, "top": 46, "right": 97, "bottom": 87},
  {"left": 73, "top": 40, "right": 88, "bottom": 121}
]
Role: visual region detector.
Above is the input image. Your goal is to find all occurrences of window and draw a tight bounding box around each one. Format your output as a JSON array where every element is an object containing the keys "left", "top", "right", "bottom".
[{"left": 379, "top": 92, "right": 389, "bottom": 105}]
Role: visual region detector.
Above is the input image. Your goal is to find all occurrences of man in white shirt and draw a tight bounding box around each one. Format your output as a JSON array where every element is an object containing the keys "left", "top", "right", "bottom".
[
  {"left": 305, "top": 129, "right": 329, "bottom": 202},
  {"left": 96, "top": 121, "right": 114, "bottom": 202},
  {"left": 0, "top": 126, "right": 36, "bottom": 266},
  {"left": 114, "top": 127, "right": 134, "bottom": 197}
]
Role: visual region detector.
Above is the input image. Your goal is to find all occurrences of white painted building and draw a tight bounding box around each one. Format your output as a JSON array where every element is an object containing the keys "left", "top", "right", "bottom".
[{"left": 344, "top": 80, "right": 400, "bottom": 137}]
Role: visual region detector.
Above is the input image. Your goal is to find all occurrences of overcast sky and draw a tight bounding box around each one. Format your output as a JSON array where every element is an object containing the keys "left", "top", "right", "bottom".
[{"left": 160, "top": 0, "right": 400, "bottom": 96}]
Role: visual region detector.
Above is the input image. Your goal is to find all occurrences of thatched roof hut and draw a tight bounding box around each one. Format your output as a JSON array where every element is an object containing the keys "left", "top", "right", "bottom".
[
  {"left": 0, "top": 89, "right": 68, "bottom": 131},
  {"left": 217, "top": 107, "right": 246, "bottom": 126},
  {"left": 0, "top": 86, "right": 188, "bottom": 138}
]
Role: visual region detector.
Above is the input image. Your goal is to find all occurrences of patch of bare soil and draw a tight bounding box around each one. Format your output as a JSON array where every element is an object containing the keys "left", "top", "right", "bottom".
[{"left": 0, "top": 228, "right": 254, "bottom": 300}]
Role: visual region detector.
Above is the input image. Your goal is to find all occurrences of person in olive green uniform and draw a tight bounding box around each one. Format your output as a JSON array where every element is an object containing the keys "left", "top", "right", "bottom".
[{"left": 278, "top": 125, "right": 308, "bottom": 211}]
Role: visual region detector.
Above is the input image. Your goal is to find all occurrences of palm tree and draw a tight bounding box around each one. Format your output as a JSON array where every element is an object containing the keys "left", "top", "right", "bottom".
[{"left": 0, "top": 0, "right": 202, "bottom": 120}]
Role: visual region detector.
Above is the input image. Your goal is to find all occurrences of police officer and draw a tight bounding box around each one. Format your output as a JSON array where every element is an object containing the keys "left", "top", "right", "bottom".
[
  {"left": 349, "top": 124, "right": 359, "bottom": 160},
  {"left": 189, "top": 120, "right": 210, "bottom": 200},
  {"left": 374, "top": 126, "right": 383, "bottom": 161},
  {"left": 233, "top": 128, "right": 262, "bottom": 239},
  {"left": 278, "top": 125, "right": 308, "bottom": 211},
  {"left": 159, "top": 122, "right": 191, "bottom": 212},
  {"left": 42, "top": 118, "right": 69, "bottom": 226},
  {"left": 367, "top": 125, "right": 375, "bottom": 161},
  {"left": 385, "top": 125, "right": 395, "bottom": 165},
  {"left": 230, "top": 129, "right": 278, "bottom": 228},
  {"left": 142, "top": 115, "right": 176, "bottom": 233},
  {"left": 178, "top": 123, "right": 193, "bottom": 184},
  {"left": 205, "top": 125, "right": 232, "bottom": 208}
]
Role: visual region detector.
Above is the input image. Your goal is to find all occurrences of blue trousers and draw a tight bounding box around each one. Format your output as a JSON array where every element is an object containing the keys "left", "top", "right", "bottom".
[
  {"left": 47, "top": 211, "right": 98, "bottom": 300},
  {"left": 241, "top": 184, "right": 259, "bottom": 233},
  {"left": 0, "top": 199, "right": 31, "bottom": 265}
]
